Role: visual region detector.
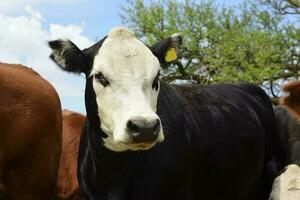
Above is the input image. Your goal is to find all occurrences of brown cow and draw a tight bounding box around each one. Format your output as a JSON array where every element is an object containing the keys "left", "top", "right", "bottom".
[
  {"left": 56, "top": 109, "right": 85, "bottom": 200},
  {"left": 0, "top": 63, "right": 62, "bottom": 199}
]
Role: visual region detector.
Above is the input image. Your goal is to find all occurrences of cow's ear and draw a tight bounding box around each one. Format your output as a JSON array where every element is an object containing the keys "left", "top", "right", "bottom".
[
  {"left": 48, "top": 39, "right": 90, "bottom": 74},
  {"left": 150, "top": 33, "right": 182, "bottom": 65}
]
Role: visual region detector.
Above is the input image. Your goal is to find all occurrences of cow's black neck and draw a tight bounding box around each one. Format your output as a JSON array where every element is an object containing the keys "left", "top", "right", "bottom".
[
  {"left": 90, "top": 119, "right": 139, "bottom": 184},
  {"left": 79, "top": 81, "right": 188, "bottom": 199},
  {"left": 79, "top": 119, "right": 140, "bottom": 199}
]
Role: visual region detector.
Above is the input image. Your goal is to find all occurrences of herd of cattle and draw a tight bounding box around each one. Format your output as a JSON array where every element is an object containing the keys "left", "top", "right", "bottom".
[{"left": 0, "top": 27, "right": 300, "bottom": 200}]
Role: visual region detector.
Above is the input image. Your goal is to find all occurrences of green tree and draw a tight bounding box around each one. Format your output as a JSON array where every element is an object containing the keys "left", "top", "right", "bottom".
[
  {"left": 260, "top": 0, "right": 300, "bottom": 15},
  {"left": 260, "top": 0, "right": 300, "bottom": 95},
  {"left": 120, "top": 0, "right": 300, "bottom": 99}
]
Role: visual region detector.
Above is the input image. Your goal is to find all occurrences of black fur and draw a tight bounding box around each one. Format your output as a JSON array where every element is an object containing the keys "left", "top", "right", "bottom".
[{"left": 274, "top": 106, "right": 300, "bottom": 166}]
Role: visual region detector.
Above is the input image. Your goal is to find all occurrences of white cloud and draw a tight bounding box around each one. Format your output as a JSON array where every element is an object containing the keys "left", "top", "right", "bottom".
[
  {"left": 0, "top": 6, "right": 92, "bottom": 113},
  {"left": 25, "top": 5, "right": 43, "bottom": 20},
  {"left": 50, "top": 24, "right": 92, "bottom": 49}
]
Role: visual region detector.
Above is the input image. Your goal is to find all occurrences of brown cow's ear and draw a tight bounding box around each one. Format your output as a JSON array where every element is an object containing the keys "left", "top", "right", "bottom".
[
  {"left": 150, "top": 33, "right": 182, "bottom": 65},
  {"left": 48, "top": 39, "right": 90, "bottom": 74}
]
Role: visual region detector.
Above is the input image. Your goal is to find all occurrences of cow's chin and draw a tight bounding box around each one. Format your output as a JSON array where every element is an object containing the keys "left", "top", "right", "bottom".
[
  {"left": 103, "top": 136, "right": 158, "bottom": 152},
  {"left": 127, "top": 142, "right": 157, "bottom": 151}
]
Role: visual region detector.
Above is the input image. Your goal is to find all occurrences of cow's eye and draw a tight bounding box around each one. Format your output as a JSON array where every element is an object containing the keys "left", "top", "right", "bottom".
[
  {"left": 95, "top": 72, "right": 109, "bottom": 87},
  {"left": 152, "top": 71, "right": 160, "bottom": 91}
]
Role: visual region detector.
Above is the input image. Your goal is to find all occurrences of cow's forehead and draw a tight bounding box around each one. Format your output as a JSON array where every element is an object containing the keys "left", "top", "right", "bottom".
[{"left": 90, "top": 27, "right": 160, "bottom": 80}]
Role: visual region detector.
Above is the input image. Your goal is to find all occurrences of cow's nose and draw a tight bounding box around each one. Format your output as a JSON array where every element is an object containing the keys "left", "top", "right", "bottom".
[{"left": 127, "top": 117, "right": 160, "bottom": 143}]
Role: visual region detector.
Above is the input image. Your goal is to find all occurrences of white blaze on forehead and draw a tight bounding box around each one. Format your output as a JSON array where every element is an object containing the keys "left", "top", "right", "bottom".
[{"left": 91, "top": 27, "right": 160, "bottom": 82}]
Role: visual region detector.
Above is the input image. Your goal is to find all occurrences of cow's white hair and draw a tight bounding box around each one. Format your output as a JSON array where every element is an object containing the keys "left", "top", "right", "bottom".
[
  {"left": 51, "top": 40, "right": 73, "bottom": 69},
  {"left": 269, "top": 164, "right": 300, "bottom": 200},
  {"left": 91, "top": 27, "right": 164, "bottom": 151}
]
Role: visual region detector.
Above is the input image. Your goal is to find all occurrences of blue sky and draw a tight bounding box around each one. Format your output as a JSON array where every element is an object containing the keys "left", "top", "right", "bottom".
[
  {"left": 39, "top": 1, "right": 125, "bottom": 40},
  {"left": 36, "top": 0, "right": 240, "bottom": 40},
  {"left": 0, "top": 0, "right": 247, "bottom": 114}
]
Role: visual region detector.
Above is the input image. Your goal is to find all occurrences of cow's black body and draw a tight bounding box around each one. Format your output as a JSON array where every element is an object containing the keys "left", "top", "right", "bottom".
[{"left": 78, "top": 82, "right": 282, "bottom": 200}]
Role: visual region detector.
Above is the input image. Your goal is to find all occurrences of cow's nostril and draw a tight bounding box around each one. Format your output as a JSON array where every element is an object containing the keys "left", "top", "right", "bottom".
[{"left": 127, "top": 120, "right": 140, "bottom": 132}]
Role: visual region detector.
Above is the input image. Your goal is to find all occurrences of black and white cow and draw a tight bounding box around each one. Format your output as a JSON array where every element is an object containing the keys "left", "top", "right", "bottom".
[{"left": 49, "top": 27, "right": 284, "bottom": 200}]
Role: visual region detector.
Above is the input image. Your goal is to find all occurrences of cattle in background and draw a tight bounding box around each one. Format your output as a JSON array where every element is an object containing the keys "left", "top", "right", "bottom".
[
  {"left": 275, "top": 80, "right": 300, "bottom": 166},
  {"left": 0, "top": 63, "right": 62, "bottom": 199},
  {"left": 56, "top": 109, "right": 85, "bottom": 200},
  {"left": 270, "top": 80, "right": 300, "bottom": 200},
  {"left": 49, "top": 27, "right": 284, "bottom": 200}
]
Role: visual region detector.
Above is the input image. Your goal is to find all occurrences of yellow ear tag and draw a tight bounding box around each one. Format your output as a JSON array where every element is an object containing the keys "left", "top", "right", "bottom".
[{"left": 165, "top": 48, "right": 177, "bottom": 62}]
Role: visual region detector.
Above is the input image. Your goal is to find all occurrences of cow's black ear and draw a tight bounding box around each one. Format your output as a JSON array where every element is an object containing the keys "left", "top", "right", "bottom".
[
  {"left": 48, "top": 39, "right": 89, "bottom": 74},
  {"left": 150, "top": 33, "right": 182, "bottom": 65}
]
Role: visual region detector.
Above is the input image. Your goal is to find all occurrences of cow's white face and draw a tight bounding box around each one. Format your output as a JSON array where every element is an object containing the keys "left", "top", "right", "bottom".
[{"left": 90, "top": 28, "right": 164, "bottom": 151}]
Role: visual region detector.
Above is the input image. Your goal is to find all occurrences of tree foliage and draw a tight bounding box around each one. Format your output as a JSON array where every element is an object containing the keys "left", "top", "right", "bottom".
[{"left": 120, "top": 0, "right": 300, "bottom": 98}]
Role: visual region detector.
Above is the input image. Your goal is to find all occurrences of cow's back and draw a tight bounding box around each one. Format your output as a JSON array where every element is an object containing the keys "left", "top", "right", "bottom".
[{"left": 0, "top": 63, "right": 62, "bottom": 199}]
